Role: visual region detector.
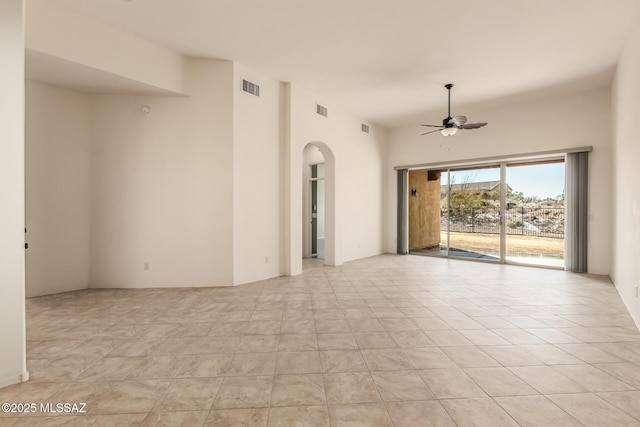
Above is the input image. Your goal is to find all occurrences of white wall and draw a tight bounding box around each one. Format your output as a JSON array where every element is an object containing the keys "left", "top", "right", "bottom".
[
  {"left": 0, "top": 0, "right": 28, "bottom": 388},
  {"left": 387, "top": 87, "right": 612, "bottom": 275},
  {"left": 232, "top": 63, "right": 283, "bottom": 285},
  {"left": 26, "top": 1, "right": 184, "bottom": 94},
  {"left": 286, "top": 84, "right": 387, "bottom": 275},
  {"left": 25, "top": 81, "right": 90, "bottom": 297},
  {"left": 89, "top": 59, "right": 235, "bottom": 288},
  {"left": 611, "top": 3, "right": 640, "bottom": 327}
]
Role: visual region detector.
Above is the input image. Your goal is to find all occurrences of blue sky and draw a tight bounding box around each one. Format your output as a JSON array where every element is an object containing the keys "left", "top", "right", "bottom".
[{"left": 443, "top": 162, "right": 565, "bottom": 199}]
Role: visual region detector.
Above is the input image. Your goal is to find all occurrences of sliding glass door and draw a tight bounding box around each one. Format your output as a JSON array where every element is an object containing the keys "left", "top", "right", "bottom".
[
  {"left": 446, "top": 165, "right": 502, "bottom": 262},
  {"left": 408, "top": 158, "right": 565, "bottom": 268}
]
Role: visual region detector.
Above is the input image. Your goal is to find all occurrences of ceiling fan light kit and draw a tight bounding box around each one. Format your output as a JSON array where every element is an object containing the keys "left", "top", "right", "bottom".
[{"left": 420, "top": 83, "right": 487, "bottom": 137}]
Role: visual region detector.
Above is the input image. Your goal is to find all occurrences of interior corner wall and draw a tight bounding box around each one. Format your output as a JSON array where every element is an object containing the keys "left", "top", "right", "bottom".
[
  {"left": 0, "top": 0, "right": 27, "bottom": 388},
  {"left": 286, "top": 84, "right": 387, "bottom": 274},
  {"left": 386, "top": 87, "right": 613, "bottom": 275},
  {"left": 611, "top": 3, "right": 640, "bottom": 327},
  {"left": 25, "top": 81, "right": 90, "bottom": 297},
  {"left": 232, "top": 63, "right": 283, "bottom": 285},
  {"left": 89, "top": 58, "right": 234, "bottom": 288}
]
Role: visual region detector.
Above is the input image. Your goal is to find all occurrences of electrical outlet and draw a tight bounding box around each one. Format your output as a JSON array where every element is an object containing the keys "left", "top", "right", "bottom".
[
  {"left": 265, "top": 256, "right": 269, "bottom": 264},
  {"left": 144, "top": 262, "right": 150, "bottom": 271}
]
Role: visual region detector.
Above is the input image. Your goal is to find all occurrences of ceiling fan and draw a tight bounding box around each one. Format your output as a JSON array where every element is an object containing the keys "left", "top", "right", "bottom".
[{"left": 420, "top": 83, "right": 487, "bottom": 136}]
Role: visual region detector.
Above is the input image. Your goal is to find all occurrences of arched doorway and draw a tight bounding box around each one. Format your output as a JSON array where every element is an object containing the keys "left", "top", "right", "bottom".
[
  {"left": 303, "top": 142, "right": 336, "bottom": 266},
  {"left": 282, "top": 141, "right": 342, "bottom": 276},
  {"left": 285, "top": 140, "right": 339, "bottom": 276}
]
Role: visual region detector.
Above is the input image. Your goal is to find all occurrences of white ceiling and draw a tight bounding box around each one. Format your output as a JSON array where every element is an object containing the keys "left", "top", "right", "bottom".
[{"left": 34, "top": 0, "right": 636, "bottom": 128}]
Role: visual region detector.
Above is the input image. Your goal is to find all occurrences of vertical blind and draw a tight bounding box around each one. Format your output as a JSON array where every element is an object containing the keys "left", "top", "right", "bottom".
[
  {"left": 397, "top": 169, "right": 408, "bottom": 255},
  {"left": 565, "top": 151, "right": 589, "bottom": 273}
]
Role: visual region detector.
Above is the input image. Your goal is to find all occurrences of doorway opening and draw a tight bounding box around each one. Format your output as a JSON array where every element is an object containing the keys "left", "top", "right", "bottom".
[
  {"left": 301, "top": 142, "right": 336, "bottom": 266},
  {"left": 408, "top": 158, "right": 565, "bottom": 268},
  {"left": 310, "top": 163, "right": 325, "bottom": 259}
]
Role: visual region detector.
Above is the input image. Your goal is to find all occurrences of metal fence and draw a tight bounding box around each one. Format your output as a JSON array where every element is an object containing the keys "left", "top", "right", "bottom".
[{"left": 441, "top": 207, "right": 564, "bottom": 238}]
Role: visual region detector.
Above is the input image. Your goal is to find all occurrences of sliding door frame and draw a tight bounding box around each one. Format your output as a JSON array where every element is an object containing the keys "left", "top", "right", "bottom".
[
  {"left": 400, "top": 148, "right": 584, "bottom": 269},
  {"left": 500, "top": 163, "right": 507, "bottom": 263}
]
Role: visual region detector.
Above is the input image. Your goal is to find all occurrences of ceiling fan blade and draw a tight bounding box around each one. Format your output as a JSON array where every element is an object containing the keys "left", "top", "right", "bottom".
[
  {"left": 421, "top": 128, "right": 444, "bottom": 135},
  {"left": 420, "top": 124, "right": 444, "bottom": 128},
  {"left": 449, "top": 115, "right": 467, "bottom": 126},
  {"left": 460, "top": 122, "right": 488, "bottom": 129}
]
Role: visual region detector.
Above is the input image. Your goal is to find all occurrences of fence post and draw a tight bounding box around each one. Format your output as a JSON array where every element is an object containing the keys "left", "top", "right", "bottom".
[
  {"left": 521, "top": 207, "right": 525, "bottom": 235},
  {"left": 472, "top": 208, "right": 474, "bottom": 233}
]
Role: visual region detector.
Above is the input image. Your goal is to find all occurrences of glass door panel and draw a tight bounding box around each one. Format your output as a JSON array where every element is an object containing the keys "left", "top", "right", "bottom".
[
  {"left": 446, "top": 166, "right": 501, "bottom": 261},
  {"left": 505, "top": 160, "right": 565, "bottom": 267}
]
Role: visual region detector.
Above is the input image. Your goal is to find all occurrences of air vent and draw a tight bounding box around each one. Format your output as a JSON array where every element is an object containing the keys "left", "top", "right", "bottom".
[
  {"left": 242, "top": 79, "right": 260, "bottom": 97},
  {"left": 361, "top": 124, "right": 370, "bottom": 133},
  {"left": 316, "top": 104, "right": 328, "bottom": 117}
]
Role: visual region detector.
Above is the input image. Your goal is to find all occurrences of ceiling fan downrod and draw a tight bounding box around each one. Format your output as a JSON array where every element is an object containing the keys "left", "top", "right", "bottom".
[{"left": 445, "top": 83, "right": 453, "bottom": 126}]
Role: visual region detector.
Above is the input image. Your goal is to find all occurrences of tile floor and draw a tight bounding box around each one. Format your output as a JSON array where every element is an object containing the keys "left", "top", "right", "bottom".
[{"left": 2, "top": 255, "right": 640, "bottom": 426}]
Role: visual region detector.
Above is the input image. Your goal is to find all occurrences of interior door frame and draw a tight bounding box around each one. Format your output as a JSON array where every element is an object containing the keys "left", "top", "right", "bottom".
[
  {"left": 309, "top": 162, "right": 325, "bottom": 258},
  {"left": 310, "top": 179, "right": 317, "bottom": 256}
]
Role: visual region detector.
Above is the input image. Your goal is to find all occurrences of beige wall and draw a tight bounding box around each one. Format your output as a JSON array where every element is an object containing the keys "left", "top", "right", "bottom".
[
  {"left": 285, "top": 84, "right": 387, "bottom": 275},
  {"left": 26, "top": 59, "right": 291, "bottom": 290},
  {"left": 25, "top": 81, "right": 90, "bottom": 297},
  {"left": 0, "top": 0, "right": 27, "bottom": 388},
  {"left": 387, "top": 87, "right": 612, "bottom": 275},
  {"left": 232, "top": 63, "right": 283, "bottom": 285},
  {"left": 611, "top": 3, "right": 640, "bottom": 327},
  {"left": 89, "top": 59, "right": 234, "bottom": 288},
  {"left": 25, "top": 60, "right": 389, "bottom": 291}
]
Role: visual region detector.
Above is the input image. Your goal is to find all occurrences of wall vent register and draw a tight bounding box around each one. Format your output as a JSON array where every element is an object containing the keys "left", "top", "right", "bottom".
[
  {"left": 242, "top": 79, "right": 260, "bottom": 97},
  {"left": 361, "top": 124, "right": 370, "bottom": 133},
  {"left": 316, "top": 104, "right": 328, "bottom": 117}
]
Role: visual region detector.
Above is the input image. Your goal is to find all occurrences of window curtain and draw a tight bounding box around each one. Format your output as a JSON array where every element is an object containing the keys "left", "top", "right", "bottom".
[
  {"left": 397, "top": 169, "right": 408, "bottom": 254},
  {"left": 565, "top": 151, "right": 589, "bottom": 272}
]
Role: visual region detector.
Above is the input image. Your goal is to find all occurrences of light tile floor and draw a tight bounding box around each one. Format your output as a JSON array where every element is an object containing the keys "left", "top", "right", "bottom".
[{"left": 2, "top": 255, "right": 640, "bottom": 426}]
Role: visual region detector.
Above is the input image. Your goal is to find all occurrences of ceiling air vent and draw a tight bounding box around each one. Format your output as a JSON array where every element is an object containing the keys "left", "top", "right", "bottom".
[
  {"left": 316, "top": 104, "right": 328, "bottom": 117},
  {"left": 242, "top": 79, "right": 260, "bottom": 97},
  {"left": 361, "top": 124, "right": 370, "bottom": 133}
]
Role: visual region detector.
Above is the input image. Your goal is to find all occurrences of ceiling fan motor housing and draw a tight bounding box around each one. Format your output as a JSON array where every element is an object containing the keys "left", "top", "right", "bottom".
[{"left": 442, "top": 117, "right": 454, "bottom": 128}]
